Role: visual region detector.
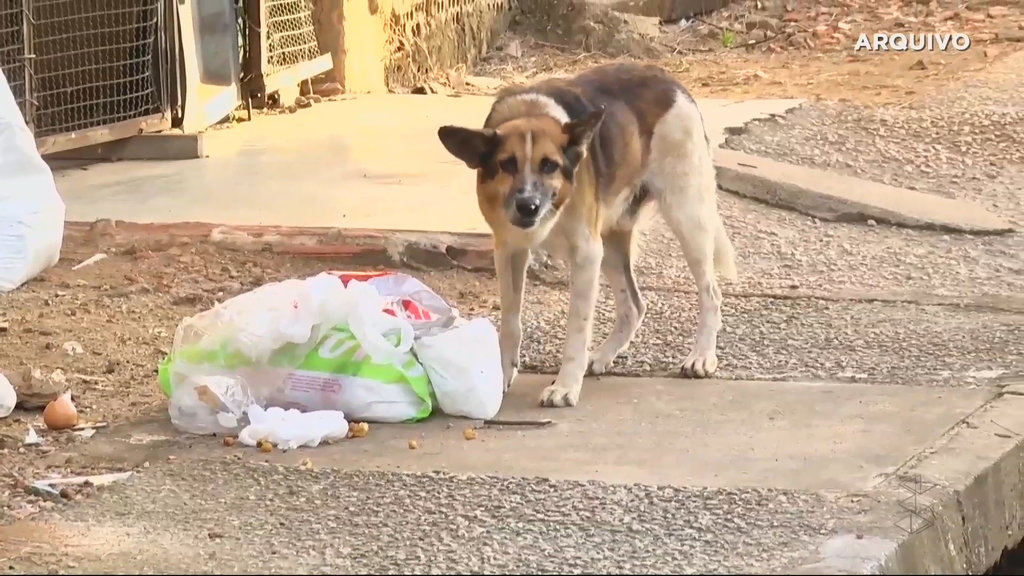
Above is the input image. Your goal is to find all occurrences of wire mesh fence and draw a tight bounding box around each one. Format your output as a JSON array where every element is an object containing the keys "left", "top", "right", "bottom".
[
  {"left": 28, "top": 0, "right": 165, "bottom": 138},
  {"left": 264, "top": 0, "right": 321, "bottom": 75},
  {"left": 0, "top": 0, "right": 28, "bottom": 119}
]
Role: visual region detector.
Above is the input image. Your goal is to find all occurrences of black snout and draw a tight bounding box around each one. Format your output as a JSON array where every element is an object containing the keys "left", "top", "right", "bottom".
[{"left": 514, "top": 196, "right": 541, "bottom": 219}]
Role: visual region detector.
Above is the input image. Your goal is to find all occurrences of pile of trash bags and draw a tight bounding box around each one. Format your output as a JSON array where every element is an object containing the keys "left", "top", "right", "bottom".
[{"left": 158, "top": 271, "right": 504, "bottom": 448}]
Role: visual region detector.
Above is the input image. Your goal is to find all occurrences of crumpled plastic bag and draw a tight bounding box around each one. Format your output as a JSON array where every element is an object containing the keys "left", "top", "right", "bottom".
[
  {"left": 413, "top": 317, "right": 504, "bottom": 420},
  {"left": 238, "top": 405, "right": 348, "bottom": 450}
]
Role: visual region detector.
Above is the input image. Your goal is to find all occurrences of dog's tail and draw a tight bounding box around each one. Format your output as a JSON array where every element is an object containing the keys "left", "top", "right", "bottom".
[{"left": 713, "top": 214, "right": 738, "bottom": 282}]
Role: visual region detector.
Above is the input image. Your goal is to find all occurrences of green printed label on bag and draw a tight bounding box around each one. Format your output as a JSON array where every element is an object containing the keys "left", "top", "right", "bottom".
[{"left": 158, "top": 324, "right": 434, "bottom": 422}]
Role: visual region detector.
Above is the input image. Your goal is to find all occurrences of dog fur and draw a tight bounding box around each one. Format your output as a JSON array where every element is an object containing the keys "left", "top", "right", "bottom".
[{"left": 437, "top": 62, "right": 737, "bottom": 408}]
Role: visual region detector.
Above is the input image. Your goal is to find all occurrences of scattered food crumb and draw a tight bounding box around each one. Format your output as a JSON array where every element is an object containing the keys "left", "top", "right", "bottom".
[
  {"left": 348, "top": 421, "right": 370, "bottom": 439},
  {"left": 463, "top": 428, "right": 478, "bottom": 441},
  {"left": 258, "top": 439, "right": 273, "bottom": 453},
  {"left": 408, "top": 439, "right": 419, "bottom": 450}
]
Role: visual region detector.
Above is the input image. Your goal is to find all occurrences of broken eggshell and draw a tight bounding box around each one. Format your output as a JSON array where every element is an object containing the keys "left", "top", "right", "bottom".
[{"left": 43, "top": 390, "right": 79, "bottom": 430}]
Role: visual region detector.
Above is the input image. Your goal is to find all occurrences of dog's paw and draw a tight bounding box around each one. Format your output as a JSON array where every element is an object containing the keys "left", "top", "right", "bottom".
[
  {"left": 539, "top": 379, "right": 581, "bottom": 408},
  {"left": 587, "top": 351, "right": 616, "bottom": 376},
  {"left": 680, "top": 349, "right": 719, "bottom": 378},
  {"left": 502, "top": 365, "right": 519, "bottom": 392}
]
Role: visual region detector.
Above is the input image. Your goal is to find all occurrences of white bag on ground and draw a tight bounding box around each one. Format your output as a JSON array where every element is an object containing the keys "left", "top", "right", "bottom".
[
  {"left": 0, "top": 67, "right": 66, "bottom": 293},
  {"left": 237, "top": 405, "right": 349, "bottom": 450},
  {"left": 413, "top": 317, "right": 504, "bottom": 420},
  {"left": 0, "top": 372, "right": 16, "bottom": 419}
]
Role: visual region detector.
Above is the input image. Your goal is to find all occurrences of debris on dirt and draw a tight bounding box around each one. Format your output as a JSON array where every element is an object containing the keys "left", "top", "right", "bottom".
[
  {"left": 70, "top": 253, "right": 107, "bottom": 271},
  {"left": 258, "top": 439, "right": 273, "bottom": 453},
  {"left": 28, "top": 471, "right": 134, "bottom": 501},
  {"left": 223, "top": 436, "right": 237, "bottom": 447},
  {"left": 411, "top": 81, "right": 448, "bottom": 95},
  {"left": 61, "top": 341, "right": 84, "bottom": 356},
  {"left": 42, "top": 391, "right": 79, "bottom": 431},
  {"left": 298, "top": 457, "right": 313, "bottom": 470},
  {"left": 481, "top": 418, "right": 554, "bottom": 427},
  {"left": 464, "top": 0, "right": 1023, "bottom": 106},
  {"left": 408, "top": 439, "right": 419, "bottom": 450},
  {"left": 463, "top": 428, "right": 478, "bottom": 441},
  {"left": 22, "top": 425, "right": 42, "bottom": 446},
  {"left": 13, "top": 367, "right": 66, "bottom": 410}
]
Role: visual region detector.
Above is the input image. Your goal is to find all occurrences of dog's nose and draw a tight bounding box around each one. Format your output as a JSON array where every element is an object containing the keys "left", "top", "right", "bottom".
[{"left": 515, "top": 196, "right": 541, "bottom": 219}]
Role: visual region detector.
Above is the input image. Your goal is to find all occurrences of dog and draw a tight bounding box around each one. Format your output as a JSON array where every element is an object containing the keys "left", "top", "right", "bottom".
[{"left": 437, "top": 62, "right": 737, "bottom": 408}]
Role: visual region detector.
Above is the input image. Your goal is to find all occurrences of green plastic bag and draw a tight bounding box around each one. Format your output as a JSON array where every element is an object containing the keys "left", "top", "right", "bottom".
[{"left": 158, "top": 274, "right": 436, "bottom": 424}]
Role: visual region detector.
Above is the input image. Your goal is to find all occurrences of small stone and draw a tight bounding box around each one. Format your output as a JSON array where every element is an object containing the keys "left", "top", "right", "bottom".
[
  {"left": 987, "top": 6, "right": 1010, "bottom": 18},
  {"left": 223, "top": 436, "right": 237, "bottom": 447},
  {"left": 463, "top": 428, "right": 478, "bottom": 441},
  {"left": 61, "top": 341, "right": 84, "bottom": 356},
  {"left": 313, "top": 81, "right": 343, "bottom": 97},
  {"left": 294, "top": 95, "right": 312, "bottom": 109},
  {"left": 0, "top": 320, "right": 9, "bottom": 333},
  {"left": 866, "top": 219, "right": 877, "bottom": 226},
  {"left": 408, "top": 439, "right": 419, "bottom": 450},
  {"left": 909, "top": 59, "right": 927, "bottom": 70}
]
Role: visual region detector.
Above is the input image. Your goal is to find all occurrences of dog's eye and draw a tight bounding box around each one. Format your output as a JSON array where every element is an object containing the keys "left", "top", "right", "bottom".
[
  {"left": 539, "top": 158, "right": 559, "bottom": 175},
  {"left": 499, "top": 157, "right": 518, "bottom": 174}
]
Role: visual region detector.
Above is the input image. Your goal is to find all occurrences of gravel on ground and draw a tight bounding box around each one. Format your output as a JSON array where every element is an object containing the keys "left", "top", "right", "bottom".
[{"left": 1, "top": 458, "right": 841, "bottom": 575}]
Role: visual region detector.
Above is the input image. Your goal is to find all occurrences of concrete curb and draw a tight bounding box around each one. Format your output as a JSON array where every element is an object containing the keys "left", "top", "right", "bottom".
[
  {"left": 715, "top": 149, "right": 1016, "bottom": 235},
  {"left": 65, "top": 220, "right": 496, "bottom": 272},
  {"left": 882, "top": 383, "right": 1024, "bottom": 573}
]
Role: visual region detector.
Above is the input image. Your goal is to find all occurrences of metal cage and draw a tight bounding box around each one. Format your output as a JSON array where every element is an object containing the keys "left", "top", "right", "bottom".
[{"left": 0, "top": 0, "right": 175, "bottom": 154}]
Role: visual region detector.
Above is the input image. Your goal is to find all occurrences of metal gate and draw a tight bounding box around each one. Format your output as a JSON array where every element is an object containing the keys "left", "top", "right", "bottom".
[
  {"left": 241, "top": 0, "right": 332, "bottom": 107},
  {"left": 0, "top": 0, "right": 173, "bottom": 155}
]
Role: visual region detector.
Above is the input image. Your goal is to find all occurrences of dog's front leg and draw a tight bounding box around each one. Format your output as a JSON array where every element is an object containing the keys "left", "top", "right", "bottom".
[
  {"left": 495, "top": 246, "right": 529, "bottom": 392},
  {"left": 540, "top": 237, "right": 603, "bottom": 408}
]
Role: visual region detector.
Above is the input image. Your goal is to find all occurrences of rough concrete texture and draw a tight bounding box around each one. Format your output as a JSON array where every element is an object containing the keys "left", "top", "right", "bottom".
[
  {"left": 1, "top": 376, "right": 1017, "bottom": 575},
  {"left": 714, "top": 148, "right": 1014, "bottom": 234}
]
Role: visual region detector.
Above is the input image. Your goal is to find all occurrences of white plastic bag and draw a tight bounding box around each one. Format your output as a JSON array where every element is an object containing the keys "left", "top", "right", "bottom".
[
  {"left": 413, "top": 317, "right": 504, "bottom": 420},
  {"left": 238, "top": 405, "right": 348, "bottom": 450},
  {"left": 0, "top": 372, "right": 16, "bottom": 419},
  {"left": 166, "top": 373, "right": 255, "bottom": 435},
  {"left": 0, "top": 67, "right": 66, "bottom": 292},
  {"left": 160, "top": 271, "right": 436, "bottom": 426}
]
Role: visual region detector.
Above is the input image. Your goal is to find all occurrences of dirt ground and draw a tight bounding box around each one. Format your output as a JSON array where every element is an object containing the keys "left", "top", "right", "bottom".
[
  {"left": 463, "top": 0, "right": 1024, "bottom": 105},
  {"left": 0, "top": 228, "right": 507, "bottom": 523},
  {"left": 2, "top": 0, "right": 1023, "bottom": 548}
]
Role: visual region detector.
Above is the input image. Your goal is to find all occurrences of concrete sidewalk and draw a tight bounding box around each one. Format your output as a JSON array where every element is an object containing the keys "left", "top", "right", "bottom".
[
  {"left": 50, "top": 95, "right": 803, "bottom": 234},
  {"left": 4, "top": 375, "right": 1022, "bottom": 574}
]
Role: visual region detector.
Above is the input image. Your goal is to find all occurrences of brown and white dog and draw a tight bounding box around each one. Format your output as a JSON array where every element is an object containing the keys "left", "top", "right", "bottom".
[{"left": 437, "top": 62, "right": 737, "bottom": 408}]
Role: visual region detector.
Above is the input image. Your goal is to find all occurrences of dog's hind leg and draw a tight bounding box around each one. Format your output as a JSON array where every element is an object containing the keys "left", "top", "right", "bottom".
[
  {"left": 495, "top": 246, "right": 530, "bottom": 391},
  {"left": 588, "top": 228, "right": 646, "bottom": 375},
  {"left": 646, "top": 91, "right": 732, "bottom": 378}
]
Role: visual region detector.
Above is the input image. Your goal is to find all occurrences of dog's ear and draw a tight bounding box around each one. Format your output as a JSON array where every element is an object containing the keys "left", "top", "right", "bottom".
[
  {"left": 561, "top": 107, "right": 605, "bottom": 174},
  {"left": 437, "top": 126, "right": 499, "bottom": 170}
]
